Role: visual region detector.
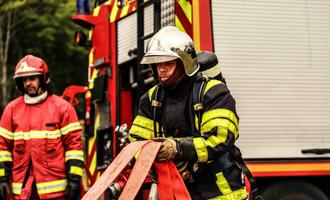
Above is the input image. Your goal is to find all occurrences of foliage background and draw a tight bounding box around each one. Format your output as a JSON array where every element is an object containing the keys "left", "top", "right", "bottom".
[{"left": 0, "top": 0, "right": 88, "bottom": 115}]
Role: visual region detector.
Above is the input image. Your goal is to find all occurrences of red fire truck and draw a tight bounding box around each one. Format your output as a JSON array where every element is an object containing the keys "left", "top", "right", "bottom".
[{"left": 65, "top": 0, "right": 330, "bottom": 199}]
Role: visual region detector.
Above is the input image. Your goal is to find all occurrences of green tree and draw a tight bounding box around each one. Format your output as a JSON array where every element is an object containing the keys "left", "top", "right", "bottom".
[
  {"left": 0, "top": 0, "right": 88, "bottom": 114},
  {"left": 0, "top": 0, "right": 29, "bottom": 112}
]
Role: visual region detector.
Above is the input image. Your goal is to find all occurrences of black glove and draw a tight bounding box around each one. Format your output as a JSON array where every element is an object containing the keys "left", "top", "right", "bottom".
[
  {"left": 65, "top": 159, "right": 83, "bottom": 200},
  {"left": 0, "top": 181, "right": 10, "bottom": 200},
  {"left": 65, "top": 180, "right": 81, "bottom": 200}
]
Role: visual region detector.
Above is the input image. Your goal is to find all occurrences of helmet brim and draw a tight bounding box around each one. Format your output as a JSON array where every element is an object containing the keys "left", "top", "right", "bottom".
[
  {"left": 140, "top": 55, "right": 179, "bottom": 65},
  {"left": 14, "top": 72, "right": 42, "bottom": 79}
]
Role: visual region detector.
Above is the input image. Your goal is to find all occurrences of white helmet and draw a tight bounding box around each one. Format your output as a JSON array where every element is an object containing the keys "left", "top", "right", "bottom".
[{"left": 140, "top": 26, "right": 199, "bottom": 76}]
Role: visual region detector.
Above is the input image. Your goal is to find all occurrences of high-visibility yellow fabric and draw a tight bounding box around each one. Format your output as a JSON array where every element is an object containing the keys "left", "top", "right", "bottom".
[
  {"left": 0, "top": 122, "right": 81, "bottom": 141},
  {"left": 36, "top": 179, "right": 67, "bottom": 195},
  {"left": 0, "top": 169, "right": 4, "bottom": 177},
  {"left": 215, "top": 172, "right": 232, "bottom": 195},
  {"left": 0, "top": 127, "right": 13, "bottom": 140},
  {"left": 0, "top": 150, "right": 12, "bottom": 162},
  {"left": 70, "top": 166, "right": 83, "bottom": 176},
  {"left": 201, "top": 118, "right": 238, "bottom": 139},
  {"left": 129, "top": 115, "right": 159, "bottom": 140},
  {"left": 65, "top": 150, "right": 84, "bottom": 161},
  {"left": 204, "top": 79, "right": 224, "bottom": 95},
  {"left": 193, "top": 137, "right": 208, "bottom": 162},
  {"left": 202, "top": 108, "right": 239, "bottom": 130},
  {"left": 12, "top": 182, "right": 23, "bottom": 195},
  {"left": 209, "top": 188, "right": 248, "bottom": 200}
]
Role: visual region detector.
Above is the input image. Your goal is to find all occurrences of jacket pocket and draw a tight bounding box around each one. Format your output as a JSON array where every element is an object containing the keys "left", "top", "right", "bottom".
[
  {"left": 46, "top": 139, "right": 65, "bottom": 168},
  {"left": 45, "top": 121, "right": 60, "bottom": 152},
  {"left": 14, "top": 140, "right": 25, "bottom": 153}
]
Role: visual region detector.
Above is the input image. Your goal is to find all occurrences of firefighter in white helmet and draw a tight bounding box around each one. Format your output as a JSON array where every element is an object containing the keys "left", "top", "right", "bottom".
[
  {"left": 129, "top": 26, "right": 248, "bottom": 199},
  {"left": 0, "top": 55, "right": 83, "bottom": 200}
]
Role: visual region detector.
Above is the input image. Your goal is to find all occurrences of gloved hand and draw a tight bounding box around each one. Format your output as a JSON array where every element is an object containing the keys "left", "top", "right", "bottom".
[
  {"left": 153, "top": 138, "right": 178, "bottom": 162},
  {"left": 65, "top": 180, "right": 81, "bottom": 200},
  {"left": 0, "top": 181, "right": 10, "bottom": 200}
]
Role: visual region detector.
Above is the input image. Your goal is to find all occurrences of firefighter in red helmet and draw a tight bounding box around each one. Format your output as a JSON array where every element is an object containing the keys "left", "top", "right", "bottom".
[
  {"left": 13, "top": 54, "right": 50, "bottom": 96},
  {"left": 129, "top": 26, "right": 248, "bottom": 199},
  {"left": 0, "top": 55, "right": 83, "bottom": 200}
]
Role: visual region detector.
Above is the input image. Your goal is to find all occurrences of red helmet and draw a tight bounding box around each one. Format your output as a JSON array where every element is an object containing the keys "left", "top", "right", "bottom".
[{"left": 14, "top": 55, "right": 50, "bottom": 92}]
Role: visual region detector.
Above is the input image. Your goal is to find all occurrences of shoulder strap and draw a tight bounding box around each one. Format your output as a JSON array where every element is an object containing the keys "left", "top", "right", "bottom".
[
  {"left": 151, "top": 85, "right": 165, "bottom": 137},
  {"left": 192, "top": 75, "right": 208, "bottom": 134}
]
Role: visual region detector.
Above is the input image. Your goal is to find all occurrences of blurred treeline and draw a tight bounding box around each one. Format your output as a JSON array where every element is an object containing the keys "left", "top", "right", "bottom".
[{"left": 0, "top": 0, "right": 88, "bottom": 115}]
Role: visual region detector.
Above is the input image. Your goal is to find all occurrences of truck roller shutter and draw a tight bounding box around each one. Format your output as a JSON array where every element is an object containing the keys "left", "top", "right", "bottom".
[
  {"left": 117, "top": 5, "right": 154, "bottom": 65},
  {"left": 211, "top": 0, "right": 330, "bottom": 159}
]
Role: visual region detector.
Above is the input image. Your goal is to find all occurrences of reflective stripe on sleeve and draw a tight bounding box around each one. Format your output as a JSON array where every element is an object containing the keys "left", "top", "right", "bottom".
[
  {"left": 129, "top": 115, "right": 156, "bottom": 139},
  {"left": 0, "top": 150, "right": 12, "bottom": 162},
  {"left": 65, "top": 150, "right": 84, "bottom": 161},
  {"left": 202, "top": 108, "right": 239, "bottom": 131},
  {"left": 60, "top": 122, "right": 82, "bottom": 135},
  {"left": 0, "top": 127, "right": 14, "bottom": 140},
  {"left": 12, "top": 182, "right": 23, "bottom": 195},
  {"left": 129, "top": 135, "right": 137, "bottom": 142},
  {"left": 192, "top": 137, "right": 208, "bottom": 162},
  {"left": 201, "top": 118, "right": 238, "bottom": 139},
  {"left": 205, "top": 133, "right": 227, "bottom": 148},
  {"left": 0, "top": 169, "right": 4, "bottom": 177},
  {"left": 70, "top": 166, "right": 83, "bottom": 176},
  {"left": 204, "top": 79, "right": 224, "bottom": 95},
  {"left": 193, "top": 129, "right": 228, "bottom": 163},
  {"left": 36, "top": 179, "right": 67, "bottom": 194}
]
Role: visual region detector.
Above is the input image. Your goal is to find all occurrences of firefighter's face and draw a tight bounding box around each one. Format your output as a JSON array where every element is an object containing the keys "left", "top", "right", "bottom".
[
  {"left": 23, "top": 75, "right": 41, "bottom": 96},
  {"left": 156, "top": 60, "right": 177, "bottom": 83}
]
